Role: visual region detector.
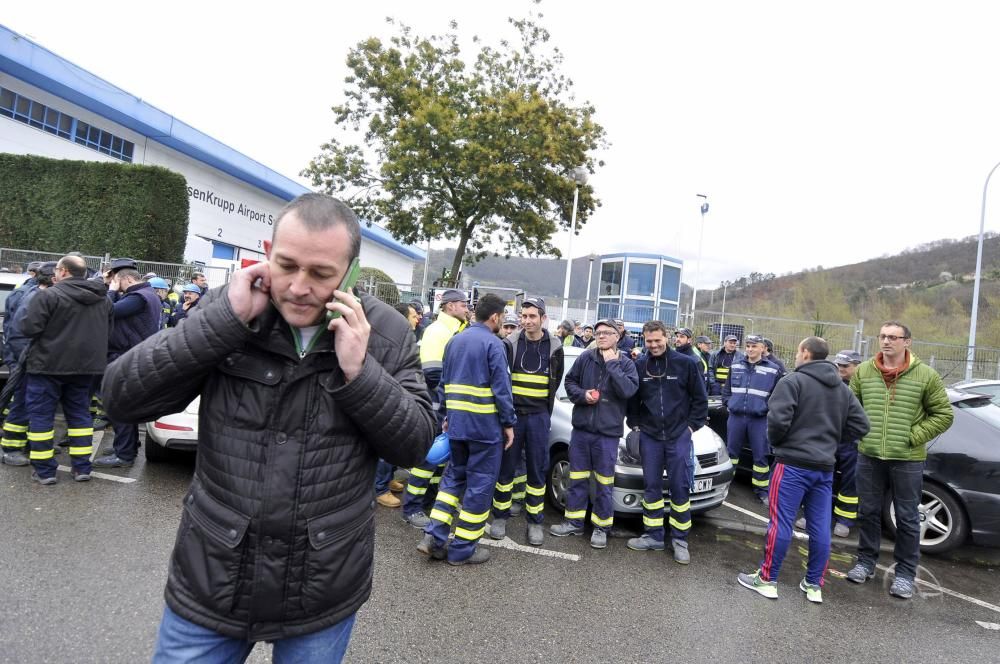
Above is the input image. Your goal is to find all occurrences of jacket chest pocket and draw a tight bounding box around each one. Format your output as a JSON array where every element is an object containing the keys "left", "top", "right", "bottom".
[
  {"left": 300, "top": 502, "right": 374, "bottom": 614},
  {"left": 212, "top": 352, "right": 286, "bottom": 428},
  {"left": 172, "top": 485, "right": 251, "bottom": 612}
]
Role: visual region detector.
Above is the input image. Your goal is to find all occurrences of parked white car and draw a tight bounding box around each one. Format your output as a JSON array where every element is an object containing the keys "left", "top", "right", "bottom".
[{"left": 144, "top": 396, "right": 199, "bottom": 461}]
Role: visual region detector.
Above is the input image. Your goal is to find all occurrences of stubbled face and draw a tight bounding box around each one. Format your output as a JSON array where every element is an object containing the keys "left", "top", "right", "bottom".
[
  {"left": 594, "top": 325, "right": 618, "bottom": 350},
  {"left": 838, "top": 363, "right": 858, "bottom": 381},
  {"left": 879, "top": 324, "right": 911, "bottom": 360},
  {"left": 520, "top": 306, "right": 542, "bottom": 336},
  {"left": 583, "top": 329, "right": 593, "bottom": 342},
  {"left": 265, "top": 212, "right": 353, "bottom": 328},
  {"left": 406, "top": 306, "right": 420, "bottom": 330},
  {"left": 501, "top": 324, "right": 516, "bottom": 338},
  {"left": 675, "top": 334, "right": 691, "bottom": 348},
  {"left": 724, "top": 339, "right": 737, "bottom": 352},
  {"left": 183, "top": 290, "right": 200, "bottom": 305},
  {"left": 194, "top": 275, "right": 208, "bottom": 289},
  {"left": 794, "top": 344, "right": 807, "bottom": 368},
  {"left": 745, "top": 342, "right": 764, "bottom": 362},
  {"left": 644, "top": 330, "right": 668, "bottom": 357},
  {"left": 154, "top": 288, "right": 168, "bottom": 300},
  {"left": 444, "top": 300, "right": 469, "bottom": 321},
  {"left": 697, "top": 341, "right": 711, "bottom": 353}
]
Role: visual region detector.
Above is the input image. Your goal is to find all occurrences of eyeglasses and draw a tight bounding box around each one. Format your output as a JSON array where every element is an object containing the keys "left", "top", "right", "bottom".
[
  {"left": 594, "top": 331, "right": 617, "bottom": 337},
  {"left": 878, "top": 334, "right": 909, "bottom": 342}
]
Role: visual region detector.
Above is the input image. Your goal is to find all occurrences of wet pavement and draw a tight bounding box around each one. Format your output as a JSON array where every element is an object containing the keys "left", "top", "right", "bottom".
[{"left": 0, "top": 432, "right": 997, "bottom": 663}]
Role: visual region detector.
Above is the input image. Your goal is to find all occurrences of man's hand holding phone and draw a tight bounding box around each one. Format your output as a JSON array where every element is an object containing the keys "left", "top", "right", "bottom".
[
  {"left": 326, "top": 289, "right": 370, "bottom": 382},
  {"left": 228, "top": 262, "right": 272, "bottom": 324}
]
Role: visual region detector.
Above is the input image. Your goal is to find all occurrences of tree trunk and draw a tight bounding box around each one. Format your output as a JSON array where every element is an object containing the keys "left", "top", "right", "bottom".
[{"left": 447, "top": 230, "right": 472, "bottom": 288}]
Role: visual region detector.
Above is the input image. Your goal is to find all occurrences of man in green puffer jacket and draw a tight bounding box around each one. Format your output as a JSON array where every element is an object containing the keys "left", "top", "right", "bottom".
[{"left": 845, "top": 321, "right": 953, "bottom": 600}]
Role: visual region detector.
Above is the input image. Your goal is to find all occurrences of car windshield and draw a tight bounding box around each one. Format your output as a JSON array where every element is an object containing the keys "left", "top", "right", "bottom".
[{"left": 954, "top": 397, "right": 1000, "bottom": 430}]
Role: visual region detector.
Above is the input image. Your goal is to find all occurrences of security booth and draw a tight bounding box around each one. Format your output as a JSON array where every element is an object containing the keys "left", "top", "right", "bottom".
[{"left": 595, "top": 253, "right": 683, "bottom": 335}]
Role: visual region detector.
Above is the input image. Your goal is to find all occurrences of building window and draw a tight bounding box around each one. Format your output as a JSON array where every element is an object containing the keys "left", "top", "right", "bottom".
[
  {"left": 211, "top": 242, "right": 236, "bottom": 261},
  {"left": 626, "top": 262, "right": 657, "bottom": 298},
  {"left": 660, "top": 265, "right": 681, "bottom": 302},
  {"left": 622, "top": 299, "right": 656, "bottom": 323},
  {"left": 600, "top": 261, "right": 623, "bottom": 297},
  {"left": 657, "top": 303, "right": 678, "bottom": 326},
  {"left": 0, "top": 86, "right": 134, "bottom": 162}
]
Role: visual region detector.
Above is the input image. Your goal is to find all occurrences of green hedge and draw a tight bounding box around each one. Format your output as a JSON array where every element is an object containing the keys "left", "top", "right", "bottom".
[{"left": 0, "top": 154, "right": 189, "bottom": 262}]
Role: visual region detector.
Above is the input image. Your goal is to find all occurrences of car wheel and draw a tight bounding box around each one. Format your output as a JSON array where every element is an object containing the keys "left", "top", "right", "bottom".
[
  {"left": 547, "top": 447, "right": 570, "bottom": 512},
  {"left": 884, "top": 482, "right": 968, "bottom": 555},
  {"left": 144, "top": 437, "right": 172, "bottom": 463}
]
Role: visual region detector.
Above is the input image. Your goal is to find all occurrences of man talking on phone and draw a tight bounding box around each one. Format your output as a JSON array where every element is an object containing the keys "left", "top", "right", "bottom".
[{"left": 102, "top": 193, "right": 435, "bottom": 663}]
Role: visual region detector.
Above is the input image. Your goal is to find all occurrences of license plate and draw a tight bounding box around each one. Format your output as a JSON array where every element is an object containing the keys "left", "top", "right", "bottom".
[{"left": 693, "top": 478, "right": 713, "bottom": 493}]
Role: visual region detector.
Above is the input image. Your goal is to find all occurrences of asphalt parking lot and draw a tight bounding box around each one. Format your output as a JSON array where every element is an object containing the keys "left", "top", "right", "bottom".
[{"left": 1, "top": 429, "right": 997, "bottom": 663}]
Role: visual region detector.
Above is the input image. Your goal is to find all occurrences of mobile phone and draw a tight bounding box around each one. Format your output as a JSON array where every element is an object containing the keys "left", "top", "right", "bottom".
[{"left": 326, "top": 257, "right": 362, "bottom": 322}]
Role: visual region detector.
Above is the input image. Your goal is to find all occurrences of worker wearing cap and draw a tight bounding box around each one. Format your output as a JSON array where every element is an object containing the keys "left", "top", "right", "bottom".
[
  {"left": 695, "top": 336, "right": 714, "bottom": 392},
  {"left": 489, "top": 297, "right": 564, "bottom": 546},
  {"left": 403, "top": 289, "right": 469, "bottom": 528},
  {"left": 615, "top": 319, "right": 634, "bottom": 355},
  {"left": 557, "top": 320, "right": 582, "bottom": 348},
  {"left": 550, "top": 319, "right": 639, "bottom": 548},
  {"left": 169, "top": 284, "right": 203, "bottom": 327},
  {"left": 724, "top": 334, "right": 782, "bottom": 506},
  {"left": 710, "top": 334, "right": 743, "bottom": 396},
  {"left": 499, "top": 314, "right": 518, "bottom": 339},
  {"left": 675, "top": 328, "right": 710, "bottom": 387},
  {"left": 796, "top": 350, "right": 865, "bottom": 538},
  {"left": 2, "top": 263, "right": 41, "bottom": 364}
]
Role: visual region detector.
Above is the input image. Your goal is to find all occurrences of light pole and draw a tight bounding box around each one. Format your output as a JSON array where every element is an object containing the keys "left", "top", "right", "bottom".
[
  {"left": 583, "top": 253, "right": 597, "bottom": 324},
  {"left": 561, "top": 166, "right": 589, "bottom": 320},
  {"left": 719, "top": 282, "right": 728, "bottom": 343},
  {"left": 690, "top": 194, "right": 709, "bottom": 323},
  {"left": 966, "top": 159, "right": 1000, "bottom": 380},
  {"left": 420, "top": 237, "right": 431, "bottom": 301}
]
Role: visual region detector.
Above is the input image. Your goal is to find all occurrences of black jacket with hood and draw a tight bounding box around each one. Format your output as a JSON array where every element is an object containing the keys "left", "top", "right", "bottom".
[
  {"left": 101, "top": 285, "right": 435, "bottom": 642},
  {"left": 19, "top": 277, "right": 112, "bottom": 375},
  {"left": 766, "top": 359, "right": 870, "bottom": 471}
]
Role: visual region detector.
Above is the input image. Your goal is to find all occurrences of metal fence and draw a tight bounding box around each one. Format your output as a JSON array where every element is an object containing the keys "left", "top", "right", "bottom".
[
  {"left": 0, "top": 247, "right": 230, "bottom": 291},
  {"left": 861, "top": 336, "right": 1000, "bottom": 382}
]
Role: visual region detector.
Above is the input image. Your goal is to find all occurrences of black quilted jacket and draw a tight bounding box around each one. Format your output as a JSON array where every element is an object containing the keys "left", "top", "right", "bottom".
[{"left": 102, "top": 285, "right": 434, "bottom": 641}]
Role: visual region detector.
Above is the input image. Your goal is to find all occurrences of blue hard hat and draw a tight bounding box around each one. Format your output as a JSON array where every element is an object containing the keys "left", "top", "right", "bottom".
[
  {"left": 148, "top": 277, "right": 169, "bottom": 289},
  {"left": 182, "top": 283, "right": 203, "bottom": 294},
  {"left": 425, "top": 432, "right": 451, "bottom": 465}
]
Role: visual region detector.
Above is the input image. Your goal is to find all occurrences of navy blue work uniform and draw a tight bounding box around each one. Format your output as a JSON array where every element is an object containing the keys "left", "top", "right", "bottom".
[
  {"left": 723, "top": 356, "right": 782, "bottom": 499},
  {"left": 492, "top": 330, "right": 564, "bottom": 525},
  {"left": 834, "top": 376, "right": 860, "bottom": 527},
  {"left": 562, "top": 348, "right": 639, "bottom": 532},
  {"left": 425, "top": 323, "right": 516, "bottom": 563},
  {"left": 1, "top": 285, "right": 39, "bottom": 457},
  {"left": 627, "top": 349, "right": 708, "bottom": 543}
]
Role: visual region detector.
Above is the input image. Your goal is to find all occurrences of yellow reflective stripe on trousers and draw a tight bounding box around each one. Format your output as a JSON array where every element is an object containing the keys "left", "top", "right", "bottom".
[
  {"left": 511, "top": 373, "right": 548, "bottom": 385},
  {"left": 594, "top": 473, "right": 614, "bottom": 485},
  {"left": 752, "top": 478, "right": 770, "bottom": 487},
  {"left": 1, "top": 439, "right": 27, "bottom": 447},
  {"left": 458, "top": 509, "right": 489, "bottom": 524},
  {"left": 409, "top": 466, "right": 435, "bottom": 479},
  {"left": 643, "top": 515, "right": 664, "bottom": 527},
  {"left": 670, "top": 500, "right": 691, "bottom": 513},
  {"left": 406, "top": 484, "right": 427, "bottom": 496},
  {"left": 444, "top": 384, "right": 494, "bottom": 397},
  {"left": 493, "top": 499, "right": 512, "bottom": 510},
  {"left": 511, "top": 492, "right": 526, "bottom": 500},
  {"left": 429, "top": 476, "right": 441, "bottom": 485},
  {"left": 429, "top": 508, "right": 453, "bottom": 525},
  {"left": 29, "top": 449, "right": 54, "bottom": 460},
  {"left": 512, "top": 386, "right": 548, "bottom": 398},
  {"left": 525, "top": 502, "right": 544, "bottom": 514},
  {"left": 669, "top": 516, "right": 692, "bottom": 531},
  {"left": 2, "top": 422, "right": 28, "bottom": 433},
  {"left": 565, "top": 509, "right": 586, "bottom": 520},
  {"left": 834, "top": 506, "right": 857, "bottom": 519},
  {"left": 513, "top": 474, "right": 527, "bottom": 484},
  {"left": 66, "top": 428, "right": 94, "bottom": 437},
  {"left": 454, "top": 526, "right": 486, "bottom": 541},
  {"left": 591, "top": 513, "right": 613, "bottom": 527},
  {"left": 445, "top": 400, "right": 498, "bottom": 414},
  {"left": 525, "top": 484, "right": 546, "bottom": 496},
  {"left": 69, "top": 446, "right": 93, "bottom": 456},
  {"left": 752, "top": 464, "right": 770, "bottom": 474},
  {"left": 27, "top": 430, "right": 54, "bottom": 442},
  {"left": 837, "top": 494, "right": 859, "bottom": 505},
  {"left": 642, "top": 498, "right": 665, "bottom": 511},
  {"left": 436, "top": 491, "right": 460, "bottom": 508},
  {"left": 495, "top": 480, "right": 514, "bottom": 492},
  {"left": 569, "top": 470, "right": 590, "bottom": 480}
]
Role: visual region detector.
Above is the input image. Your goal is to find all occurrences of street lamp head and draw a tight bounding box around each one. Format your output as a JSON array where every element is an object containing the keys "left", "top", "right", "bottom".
[{"left": 570, "top": 166, "right": 589, "bottom": 186}]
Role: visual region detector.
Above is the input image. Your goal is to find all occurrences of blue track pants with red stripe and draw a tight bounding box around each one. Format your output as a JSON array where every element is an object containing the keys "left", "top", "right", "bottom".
[{"left": 759, "top": 462, "right": 833, "bottom": 586}]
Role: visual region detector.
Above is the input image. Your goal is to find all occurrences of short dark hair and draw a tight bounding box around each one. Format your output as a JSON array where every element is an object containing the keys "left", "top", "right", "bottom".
[
  {"left": 799, "top": 336, "right": 829, "bottom": 360},
  {"left": 393, "top": 302, "right": 415, "bottom": 318},
  {"left": 559, "top": 319, "right": 575, "bottom": 333},
  {"left": 642, "top": 320, "right": 669, "bottom": 336},
  {"left": 272, "top": 193, "right": 362, "bottom": 261},
  {"left": 35, "top": 272, "right": 54, "bottom": 286},
  {"left": 58, "top": 255, "right": 87, "bottom": 278},
  {"left": 475, "top": 293, "right": 506, "bottom": 322},
  {"left": 880, "top": 320, "right": 911, "bottom": 339},
  {"left": 116, "top": 268, "right": 141, "bottom": 283},
  {"left": 191, "top": 272, "right": 206, "bottom": 281}
]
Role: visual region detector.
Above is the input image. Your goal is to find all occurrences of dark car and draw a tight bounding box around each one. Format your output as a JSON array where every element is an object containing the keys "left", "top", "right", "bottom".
[{"left": 710, "top": 390, "right": 1000, "bottom": 554}]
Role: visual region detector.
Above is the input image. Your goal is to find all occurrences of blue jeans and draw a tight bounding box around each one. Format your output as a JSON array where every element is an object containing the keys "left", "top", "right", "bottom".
[
  {"left": 856, "top": 453, "right": 924, "bottom": 580},
  {"left": 152, "top": 605, "right": 355, "bottom": 663},
  {"left": 374, "top": 458, "right": 394, "bottom": 496}
]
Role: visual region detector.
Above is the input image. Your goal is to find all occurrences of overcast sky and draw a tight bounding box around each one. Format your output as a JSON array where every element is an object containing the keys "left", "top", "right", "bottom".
[{"left": 5, "top": 1, "right": 1000, "bottom": 289}]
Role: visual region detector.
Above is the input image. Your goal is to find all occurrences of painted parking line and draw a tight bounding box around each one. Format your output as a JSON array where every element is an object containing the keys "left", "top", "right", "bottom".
[
  {"left": 56, "top": 465, "right": 136, "bottom": 484},
  {"left": 720, "top": 500, "right": 1000, "bottom": 615},
  {"left": 477, "top": 536, "right": 580, "bottom": 562}
]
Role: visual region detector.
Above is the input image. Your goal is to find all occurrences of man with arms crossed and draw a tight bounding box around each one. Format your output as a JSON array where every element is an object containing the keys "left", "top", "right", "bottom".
[{"left": 103, "top": 194, "right": 435, "bottom": 662}]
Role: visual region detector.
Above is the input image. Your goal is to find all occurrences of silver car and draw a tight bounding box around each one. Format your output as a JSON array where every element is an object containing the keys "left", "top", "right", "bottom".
[{"left": 546, "top": 346, "right": 734, "bottom": 515}]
